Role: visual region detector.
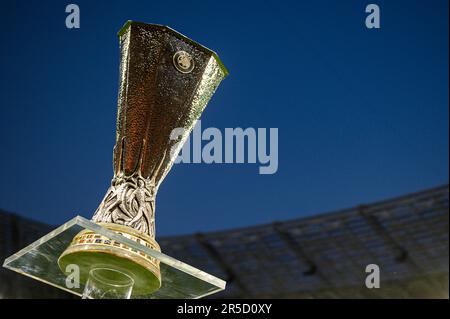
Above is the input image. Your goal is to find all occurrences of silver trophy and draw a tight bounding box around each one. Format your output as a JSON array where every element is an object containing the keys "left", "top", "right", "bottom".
[{"left": 3, "top": 21, "right": 228, "bottom": 299}]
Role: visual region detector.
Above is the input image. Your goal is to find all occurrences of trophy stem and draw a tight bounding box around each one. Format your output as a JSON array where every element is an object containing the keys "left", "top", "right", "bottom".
[{"left": 82, "top": 267, "right": 134, "bottom": 299}]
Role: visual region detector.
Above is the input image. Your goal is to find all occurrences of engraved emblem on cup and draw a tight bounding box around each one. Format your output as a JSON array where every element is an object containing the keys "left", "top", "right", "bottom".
[{"left": 173, "top": 50, "right": 195, "bottom": 73}]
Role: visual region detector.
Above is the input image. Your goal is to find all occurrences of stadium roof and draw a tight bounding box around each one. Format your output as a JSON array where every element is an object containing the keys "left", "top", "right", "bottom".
[{"left": 159, "top": 185, "right": 449, "bottom": 298}]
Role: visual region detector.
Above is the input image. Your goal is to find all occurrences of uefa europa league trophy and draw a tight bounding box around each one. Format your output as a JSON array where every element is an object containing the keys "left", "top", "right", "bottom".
[{"left": 3, "top": 21, "right": 228, "bottom": 299}]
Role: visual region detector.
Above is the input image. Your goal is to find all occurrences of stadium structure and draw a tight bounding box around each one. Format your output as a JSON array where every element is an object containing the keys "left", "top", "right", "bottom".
[{"left": 0, "top": 185, "right": 448, "bottom": 298}]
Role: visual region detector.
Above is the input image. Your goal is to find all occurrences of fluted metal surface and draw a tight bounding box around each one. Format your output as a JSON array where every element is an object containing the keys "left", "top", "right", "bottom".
[{"left": 91, "top": 21, "right": 227, "bottom": 238}]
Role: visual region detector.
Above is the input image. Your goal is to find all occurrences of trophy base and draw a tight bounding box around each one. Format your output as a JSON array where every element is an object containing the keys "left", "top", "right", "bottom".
[
  {"left": 3, "top": 216, "right": 226, "bottom": 299},
  {"left": 58, "top": 223, "right": 161, "bottom": 297}
]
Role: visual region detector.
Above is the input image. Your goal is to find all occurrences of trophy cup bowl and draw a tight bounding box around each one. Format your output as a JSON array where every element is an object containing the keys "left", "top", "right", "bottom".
[{"left": 54, "top": 21, "right": 228, "bottom": 297}]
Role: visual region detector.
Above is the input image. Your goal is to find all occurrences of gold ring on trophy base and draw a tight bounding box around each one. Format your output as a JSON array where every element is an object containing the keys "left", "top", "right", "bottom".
[{"left": 58, "top": 223, "right": 161, "bottom": 296}]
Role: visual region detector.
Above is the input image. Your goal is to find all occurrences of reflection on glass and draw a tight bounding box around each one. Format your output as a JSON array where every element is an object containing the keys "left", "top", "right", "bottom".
[{"left": 82, "top": 267, "right": 134, "bottom": 299}]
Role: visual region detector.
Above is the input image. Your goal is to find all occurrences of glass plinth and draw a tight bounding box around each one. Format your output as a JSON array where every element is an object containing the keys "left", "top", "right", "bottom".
[{"left": 2, "top": 216, "right": 226, "bottom": 299}]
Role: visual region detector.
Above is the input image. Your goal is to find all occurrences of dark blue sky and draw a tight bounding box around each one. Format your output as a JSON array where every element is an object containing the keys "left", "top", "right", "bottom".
[{"left": 0, "top": 0, "right": 448, "bottom": 236}]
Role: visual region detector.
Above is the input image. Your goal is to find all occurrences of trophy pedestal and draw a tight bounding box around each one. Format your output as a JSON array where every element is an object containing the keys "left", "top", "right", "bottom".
[{"left": 2, "top": 216, "right": 226, "bottom": 299}]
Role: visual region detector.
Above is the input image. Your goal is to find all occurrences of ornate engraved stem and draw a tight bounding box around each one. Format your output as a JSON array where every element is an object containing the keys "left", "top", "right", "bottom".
[{"left": 92, "top": 173, "right": 156, "bottom": 238}]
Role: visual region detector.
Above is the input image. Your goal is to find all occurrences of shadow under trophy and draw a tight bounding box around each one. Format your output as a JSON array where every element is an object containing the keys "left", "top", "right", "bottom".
[{"left": 3, "top": 21, "right": 228, "bottom": 299}]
